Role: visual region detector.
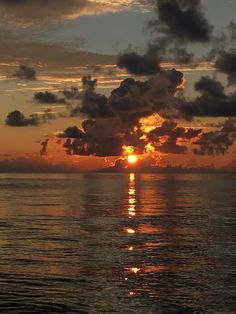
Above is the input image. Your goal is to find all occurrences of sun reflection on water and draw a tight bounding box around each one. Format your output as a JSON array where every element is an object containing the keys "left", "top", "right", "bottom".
[{"left": 128, "top": 173, "right": 136, "bottom": 218}]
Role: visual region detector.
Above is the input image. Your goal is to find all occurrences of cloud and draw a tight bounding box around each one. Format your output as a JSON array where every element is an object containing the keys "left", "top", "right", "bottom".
[
  {"left": 215, "top": 52, "right": 236, "bottom": 85},
  {"left": 118, "top": 0, "right": 213, "bottom": 75},
  {"left": 5, "top": 109, "right": 56, "bottom": 127},
  {"left": 40, "top": 139, "right": 49, "bottom": 156},
  {"left": 0, "top": 0, "right": 133, "bottom": 26},
  {"left": 0, "top": 29, "right": 116, "bottom": 70},
  {"left": 148, "top": 120, "right": 201, "bottom": 154},
  {"left": 70, "top": 75, "right": 114, "bottom": 118},
  {"left": 62, "top": 87, "right": 81, "bottom": 100},
  {"left": 117, "top": 48, "right": 161, "bottom": 76},
  {"left": 193, "top": 118, "right": 236, "bottom": 155},
  {"left": 58, "top": 126, "right": 85, "bottom": 139},
  {"left": 34, "top": 91, "right": 66, "bottom": 104},
  {"left": 208, "top": 22, "right": 236, "bottom": 85},
  {"left": 194, "top": 76, "right": 225, "bottom": 98},
  {"left": 12, "top": 64, "right": 36, "bottom": 80},
  {"left": 154, "top": 0, "right": 213, "bottom": 43},
  {"left": 179, "top": 77, "right": 236, "bottom": 118},
  {"left": 56, "top": 72, "right": 201, "bottom": 158},
  {"left": 5, "top": 110, "right": 40, "bottom": 127}
]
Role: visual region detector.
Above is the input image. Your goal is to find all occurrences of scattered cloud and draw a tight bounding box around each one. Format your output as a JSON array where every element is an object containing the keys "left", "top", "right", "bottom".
[
  {"left": 5, "top": 109, "right": 56, "bottom": 127},
  {"left": 12, "top": 64, "right": 36, "bottom": 80},
  {"left": 34, "top": 91, "right": 66, "bottom": 104}
]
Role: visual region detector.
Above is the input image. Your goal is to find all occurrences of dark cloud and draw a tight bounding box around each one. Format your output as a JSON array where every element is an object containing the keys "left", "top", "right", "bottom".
[
  {"left": 40, "top": 139, "right": 49, "bottom": 156},
  {"left": 118, "top": 0, "right": 212, "bottom": 75},
  {"left": 171, "top": 47, "right": 194, "bottom": 64},
  {"left": 109, "top": 69, "right": 183, "bottom": 117},
  {"left": 5, "top": 110, "right": 40, "bottom": 127},
  {"left": 34, "top": 91, "right": 66, "bottom": 104},
  {"left": 70, "top": 76, "right": 114, "bottom": 118},
  {"left": 193, "top": 132, "right": 235, "bottom": 156},
  {"left": 58, "top": 126, "right": 85, "bottom": 139},
  {"left": 179, "top": 77, "right": 236, "bottom": 118},
  {"left": 207, "top": 22, "right": 236, "bottom": 85},
  {"left": 62, "top": 87, "right": 81, "bottom": 100},
  {"left": 62, "top": 135, "right": 124, "bottom": 157},
  {"left": 12, "top": 64, "right": 36, "bottom": 80},
  {"left": 117, "top": 49, "right": 161, "bottom": 76},
  {"left": 56, "top": 71, "right": 194, "bottom": 157},
  {"left": 215, "top": 52, "right": 236, "bottom": 85},
  {"left": 57, "top": 71, "right": 236, "bottom": 158},
  {"left": 193, "top": 118, "right": 236, "bottom": 155},
  {"left": 148, "top": 120, "right": 201, "bottom": 154},
  {"left": 155, "top": 0, "right": 213, "bottom": 43},
  {"left": 194, "top": 76, "right": 225, "bottom": 99},
  {"left": 5, "top": 109, "right": 56, "bottom": 127}
]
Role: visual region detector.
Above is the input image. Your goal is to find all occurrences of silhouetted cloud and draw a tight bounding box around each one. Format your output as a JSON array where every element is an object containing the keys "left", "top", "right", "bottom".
[
  {"left": 194, "top": 76, "right": 225, "bottom": 99},
  {"left": 54, "top": 69, "right": 202, "bottom": 157},
  {"left": 70, "top": 75, "right": 114, "bottom": 118},
  {"left": 34, "top": 91, "right": 66, "bottom": 104},
  {"left": 5, "top": 110, "right": 40, "bottom": 127},
  {"left": 208, "top": 22, "right": 236, "bottom": 85},
  {"left": 5, "top": 109, "right": 56, "bottom": 127},
  {"left": 40, "top": 139, "right": 49, "bottom": 156},
  {"left": 62, "top": 87, "right": 81, "bottom": 100},
  {"left": 179, "top": 77, "right": 236, "bottom": 118},
  {"left": 154, "top": 0, "right": 213, "bottom": 43},
  {"left": 117, "top": 48, "right": 161, "bottom": 76},
  {"left": 118, "top": 0, "right": 213, "bottom": 74},
  {"left": 58, "top": 126, "right": 85, "bottom": 139},
  {"left": 215, "top": 52, "right": 236, "bottom": 85},
  {"left": 193, "top": 118, "right": 236, "bottom": 155},
  {"left": 12, "top": 64, "right": 36, "bottom": 80},
  {"left": 148, "top": 120, "right": 201, "bottom": 154}
]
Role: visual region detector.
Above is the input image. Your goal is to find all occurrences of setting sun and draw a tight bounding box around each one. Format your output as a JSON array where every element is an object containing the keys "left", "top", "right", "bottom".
[{"left": 127, "top": 155, "right": 137, "bottom": 164}]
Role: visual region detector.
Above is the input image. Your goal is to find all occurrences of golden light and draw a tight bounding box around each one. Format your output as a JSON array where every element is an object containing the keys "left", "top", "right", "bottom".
[
  {"left": 131, "top": 267, "right": 140, "bottom": 274},
  {"left": 126, "top": 228, "right": 135, "bottom": 234},
  {"left": 127, "top": 155, "right": 137, "bottom": 164},
  {"left": 122, "top": 145, "right": 134, "bottom": 155},
  {"left": 139, "top": 113, "right": 164, "bottom": 133}
]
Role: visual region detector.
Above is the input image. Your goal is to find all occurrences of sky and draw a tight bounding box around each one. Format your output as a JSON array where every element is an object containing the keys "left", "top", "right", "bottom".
[{"left": 0, "top": 0, "right": 236, "bottom": 172}]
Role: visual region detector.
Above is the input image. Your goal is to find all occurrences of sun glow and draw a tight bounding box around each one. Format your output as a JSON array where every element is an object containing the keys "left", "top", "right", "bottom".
[{"left": 127, "top": 155, "right": 137, "bottom": 164}]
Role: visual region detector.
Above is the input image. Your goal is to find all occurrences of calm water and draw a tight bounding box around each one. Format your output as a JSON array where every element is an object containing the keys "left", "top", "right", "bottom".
[{"left": 0, "top": 173, "right": 235, "bottom": 313}]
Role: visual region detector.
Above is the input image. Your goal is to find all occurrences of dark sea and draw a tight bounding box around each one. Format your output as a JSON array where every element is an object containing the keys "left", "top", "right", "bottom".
[{"left": 0, "top": 173, "right": 235, "bottom": 313}]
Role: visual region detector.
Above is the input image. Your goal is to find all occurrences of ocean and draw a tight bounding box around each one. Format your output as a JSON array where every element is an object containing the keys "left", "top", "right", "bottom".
[{"left": 0, "top": 173, "right": 235, "bottom": 313}]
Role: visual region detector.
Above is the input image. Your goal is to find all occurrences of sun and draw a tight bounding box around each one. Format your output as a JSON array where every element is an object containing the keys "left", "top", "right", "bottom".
[{"left": 127, "top": 155, "right": 137, "bottom": 164}]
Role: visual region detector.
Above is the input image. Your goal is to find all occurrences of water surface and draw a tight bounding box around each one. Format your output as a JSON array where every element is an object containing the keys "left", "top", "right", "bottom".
[{"left": 0, "top": 173, "right": 235, "bottom": 313}]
